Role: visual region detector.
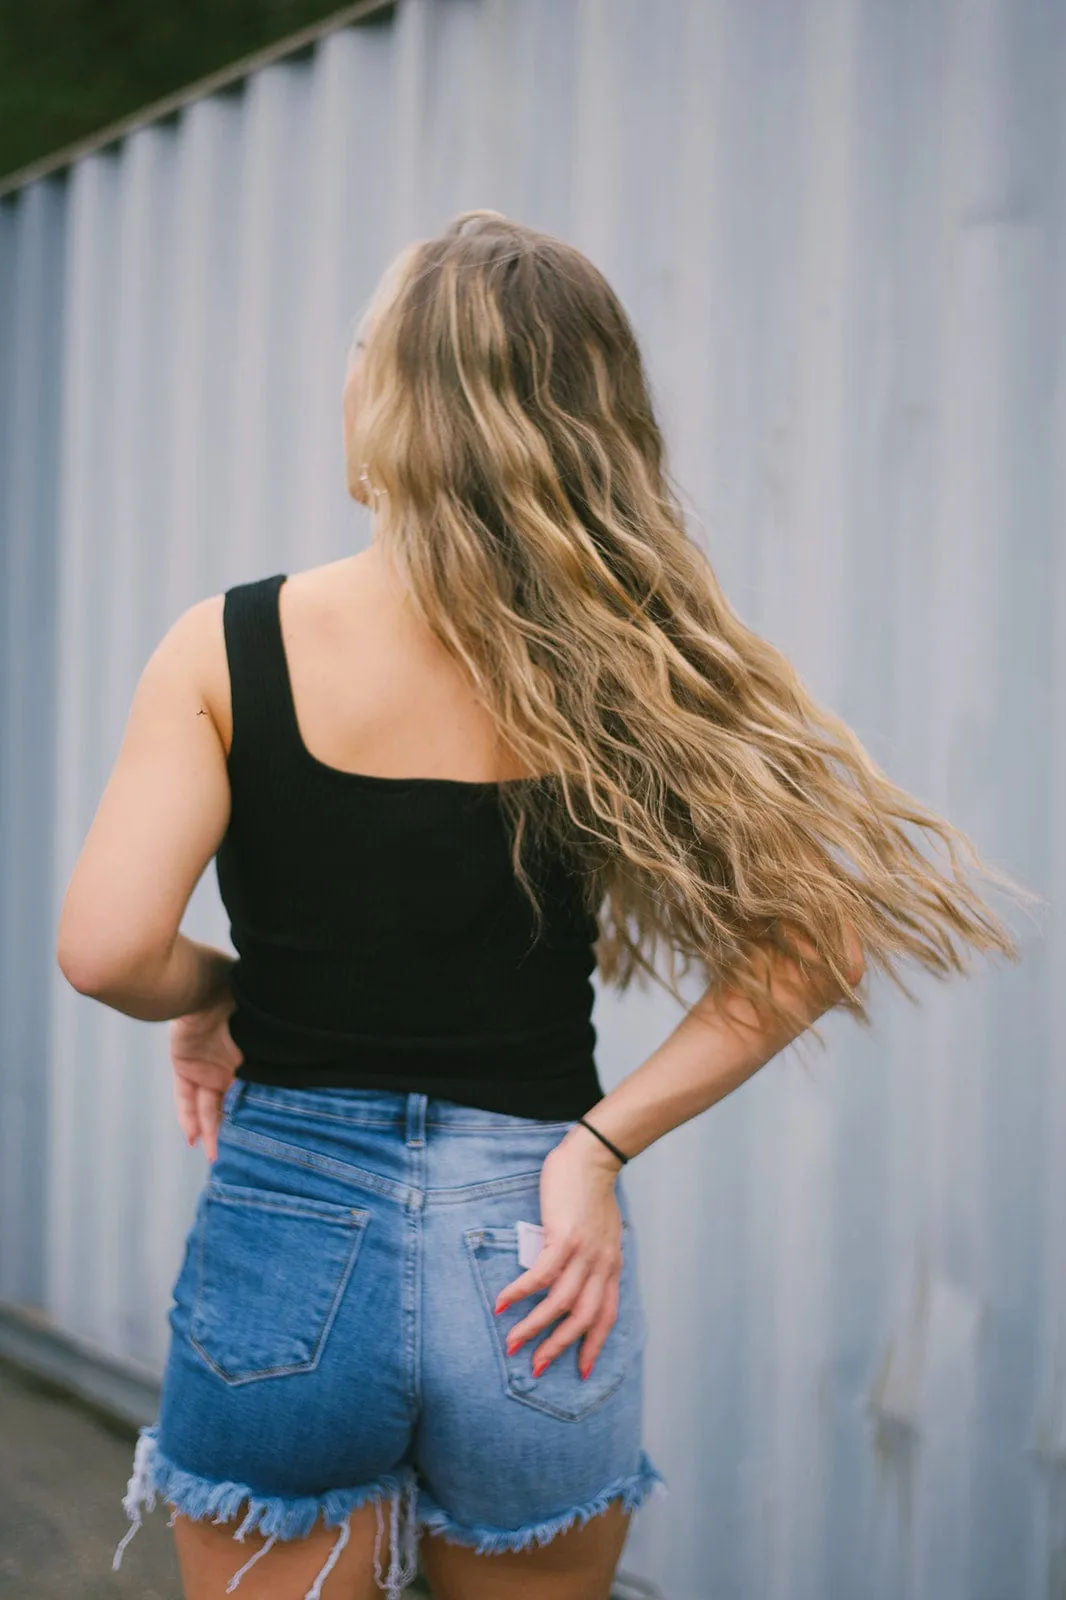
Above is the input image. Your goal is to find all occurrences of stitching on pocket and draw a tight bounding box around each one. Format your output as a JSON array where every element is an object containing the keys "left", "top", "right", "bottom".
[
  {"left": 463, "top": 1224, "right": 636, "bottom": 1422},
  {"left": 190, "top": 1179, "right": 371, "bottom": 1386},
  {"left": 220, "top": 1120, "right": 405, "bottom": 1203},
  {"left": 238, "top": 1093, "right": 401, "bottom": 1129}
]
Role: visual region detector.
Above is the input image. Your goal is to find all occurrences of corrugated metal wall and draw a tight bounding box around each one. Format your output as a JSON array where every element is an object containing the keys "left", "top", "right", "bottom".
[{"left": 1, "top": 2, "right": 1063, "bottom": 1596}]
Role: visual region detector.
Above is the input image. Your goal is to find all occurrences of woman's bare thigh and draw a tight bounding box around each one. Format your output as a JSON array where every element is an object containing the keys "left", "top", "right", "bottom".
[
  {"left": 170, "top": 1499, "right": 386, "bottom": 1600},
  {"left": 417, "top": 1501, "right": 632, "bottom": 1600},
  {"left": 171, "top": 1498, "right": 630, "bottom": 1600}
]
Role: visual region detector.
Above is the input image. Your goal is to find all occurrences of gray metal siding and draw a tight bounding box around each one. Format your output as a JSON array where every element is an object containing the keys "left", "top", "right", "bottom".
[
  {"left": 0, "top": 177, "right": 65, "bottom": 1311},
  {"left": 1, "top": 2, "right": 1063, "bottom": 1596}
]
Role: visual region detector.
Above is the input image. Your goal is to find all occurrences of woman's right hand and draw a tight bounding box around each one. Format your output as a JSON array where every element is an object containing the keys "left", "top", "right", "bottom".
[{"left": 491, "top": 1127, "right": 625, "bottom": 1381}]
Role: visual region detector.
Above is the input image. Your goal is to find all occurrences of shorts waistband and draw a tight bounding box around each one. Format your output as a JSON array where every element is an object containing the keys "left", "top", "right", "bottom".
[{"left": 225, "top": 1079, "right": 581, "bottom": 1132}]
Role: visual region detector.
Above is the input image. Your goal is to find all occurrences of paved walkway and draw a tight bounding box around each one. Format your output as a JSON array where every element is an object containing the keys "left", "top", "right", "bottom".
[{"left": 0, "top": 1359, "right": 178, "bottom": 1598}]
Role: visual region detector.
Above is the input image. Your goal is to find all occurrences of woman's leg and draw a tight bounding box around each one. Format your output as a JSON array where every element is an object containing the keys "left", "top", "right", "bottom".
[
  {"left": 418, "top": 1502, "right": 632, "bottom": 1600},
  {"left": 137, "top": 1086, "right": 421, "bottom": 1600},
  {"left": 414, "top": 1105, "right": 663, "bottom": 1600},
  {"left": 171, "top": 1498, "right": 394, "bottom": 1600}
]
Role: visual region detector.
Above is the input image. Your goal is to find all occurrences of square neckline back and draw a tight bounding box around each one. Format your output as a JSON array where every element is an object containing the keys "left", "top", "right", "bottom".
[{"left": 270, "top": 573, "right": 543, "bottom": 794}]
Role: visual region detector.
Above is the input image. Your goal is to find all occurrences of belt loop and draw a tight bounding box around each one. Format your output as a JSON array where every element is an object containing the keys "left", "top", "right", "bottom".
[
  {"left": 224, "top": 1079, "right": 248, "bottom": 1118},
  {"left": 404, "top": 1093, "right": 427, "bottom": 1148}
]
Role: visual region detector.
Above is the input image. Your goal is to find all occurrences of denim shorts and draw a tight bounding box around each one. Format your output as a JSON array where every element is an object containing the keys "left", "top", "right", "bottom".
[{"left": 112, "top": 1080, "right": 667, "bottom": 1599}]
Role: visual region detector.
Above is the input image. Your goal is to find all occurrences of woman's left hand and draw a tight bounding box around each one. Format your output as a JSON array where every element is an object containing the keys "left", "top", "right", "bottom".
[
  {"left": 170, "top": 996, "right": 243, "bottom": 1162},
  {"left": 492, "top": 1128, "right": 624, "bottom": 1382}
]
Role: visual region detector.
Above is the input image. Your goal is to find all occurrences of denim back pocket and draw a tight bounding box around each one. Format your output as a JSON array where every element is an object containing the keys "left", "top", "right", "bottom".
[
  {"left": 190, "top": 1178, "right": 371, "bottom": 1385},
  {"left": 464, "top": 1222, "right": 644, "bottom": 1422}
]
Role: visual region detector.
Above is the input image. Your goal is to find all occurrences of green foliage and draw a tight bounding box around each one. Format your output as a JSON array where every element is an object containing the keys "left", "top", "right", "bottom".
[{"left": 0, "top": 0, "right": 376, "bottom": 182}]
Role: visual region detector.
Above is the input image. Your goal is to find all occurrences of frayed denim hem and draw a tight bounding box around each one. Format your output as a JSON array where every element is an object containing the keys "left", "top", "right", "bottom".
[
  {"left": 112, "top": 1424, "right": 421, "bottom": 1599},
  {"left": 416, "top": 1448, "right": 668, "bottom": 1556}
]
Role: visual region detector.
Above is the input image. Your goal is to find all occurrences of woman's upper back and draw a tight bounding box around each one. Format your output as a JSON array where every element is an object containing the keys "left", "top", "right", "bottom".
[{"left": 212, "top": 549, "right": 532, "bottom": 786}]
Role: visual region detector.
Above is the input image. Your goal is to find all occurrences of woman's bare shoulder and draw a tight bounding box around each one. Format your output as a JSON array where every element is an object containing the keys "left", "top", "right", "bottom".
[{"left": 182, "top": 555, "right": 374, "bottom": 752}]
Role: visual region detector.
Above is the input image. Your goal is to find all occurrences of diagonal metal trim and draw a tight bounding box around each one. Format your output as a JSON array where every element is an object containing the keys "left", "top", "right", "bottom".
[{"left": 0, "top": 0, "right": 396, "bottom": 201}]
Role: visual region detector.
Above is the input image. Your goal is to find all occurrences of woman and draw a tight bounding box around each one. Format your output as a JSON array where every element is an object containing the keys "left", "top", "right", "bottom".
[{"left": 57, "top": 210, "right": 1027, "bottom": 1600}]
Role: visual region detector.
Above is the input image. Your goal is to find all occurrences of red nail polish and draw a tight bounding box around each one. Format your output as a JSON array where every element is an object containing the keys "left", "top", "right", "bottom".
[{"left": 532, "top": 1361, "right": 546, "bottom": 1378}]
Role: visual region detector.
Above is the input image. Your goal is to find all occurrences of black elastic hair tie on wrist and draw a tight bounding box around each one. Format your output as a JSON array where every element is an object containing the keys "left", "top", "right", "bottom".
[{"left": 577, "top": 1116, "right": 629, "bottom": 1166}]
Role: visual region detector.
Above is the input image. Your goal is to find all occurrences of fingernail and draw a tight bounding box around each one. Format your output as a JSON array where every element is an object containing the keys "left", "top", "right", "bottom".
[
  {"left": 494, "top": 1304, "right": 505, "bottom": 1316},
  {"left": 532, "top": 1360, "right": 546, "bottom": 1378},
  {"left": 580, "top": 1365, "right": 591, "bottom": 1381}
]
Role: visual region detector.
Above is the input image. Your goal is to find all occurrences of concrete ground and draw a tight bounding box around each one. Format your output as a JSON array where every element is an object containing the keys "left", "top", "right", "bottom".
[
  {"left": 0, "top": 1359, "right": 434, "bottom": 1599},
  {"left": 0, "top": 1358, "right": 179, "bottom": 1598}
]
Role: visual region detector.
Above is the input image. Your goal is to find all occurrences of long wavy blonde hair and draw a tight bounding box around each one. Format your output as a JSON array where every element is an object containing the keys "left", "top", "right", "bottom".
[{"left": 346, "top": 209, "right": 1036, "bottom": 1043}]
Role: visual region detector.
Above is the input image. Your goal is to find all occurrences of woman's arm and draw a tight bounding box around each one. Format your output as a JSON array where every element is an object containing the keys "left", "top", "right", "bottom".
[
  {"left": 56, "top": 595, "right": 235, "bottom": 1021},
  {"left": 561, "top": 925, "right": 867, "bottom": 1172},
  {"left": 67, "top": 935, "right": 236, "bottom": 1024},
  {"left": 495, "top": 929, "right": 865, "bottom": 1378}
]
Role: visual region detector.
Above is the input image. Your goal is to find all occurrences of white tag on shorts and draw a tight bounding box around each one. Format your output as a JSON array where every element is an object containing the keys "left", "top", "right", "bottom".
[{"left": 516, "top": 1220, "right": 545, "bottom": 1270}]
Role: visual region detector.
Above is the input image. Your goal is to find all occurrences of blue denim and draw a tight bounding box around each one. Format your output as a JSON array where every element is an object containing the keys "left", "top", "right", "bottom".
[{"left": 113, "top": 1080, "right": 667, "bottom": 1599}]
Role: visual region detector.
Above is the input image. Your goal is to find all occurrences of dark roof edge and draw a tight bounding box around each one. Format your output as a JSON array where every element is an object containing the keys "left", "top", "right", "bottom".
[{"left": 0, "top": 0, "right": 395, "bottom": 201}]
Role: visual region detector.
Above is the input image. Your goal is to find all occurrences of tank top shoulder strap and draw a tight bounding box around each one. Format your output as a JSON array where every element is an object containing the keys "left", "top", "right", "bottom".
[{"left": 222, "top": 571, "right": 303, "bottom": 770}]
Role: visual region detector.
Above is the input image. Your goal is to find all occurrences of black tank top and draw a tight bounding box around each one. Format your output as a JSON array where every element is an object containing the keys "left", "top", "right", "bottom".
[{"left": 214, "top": 573, "right": 604, "bottom": 1120}]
